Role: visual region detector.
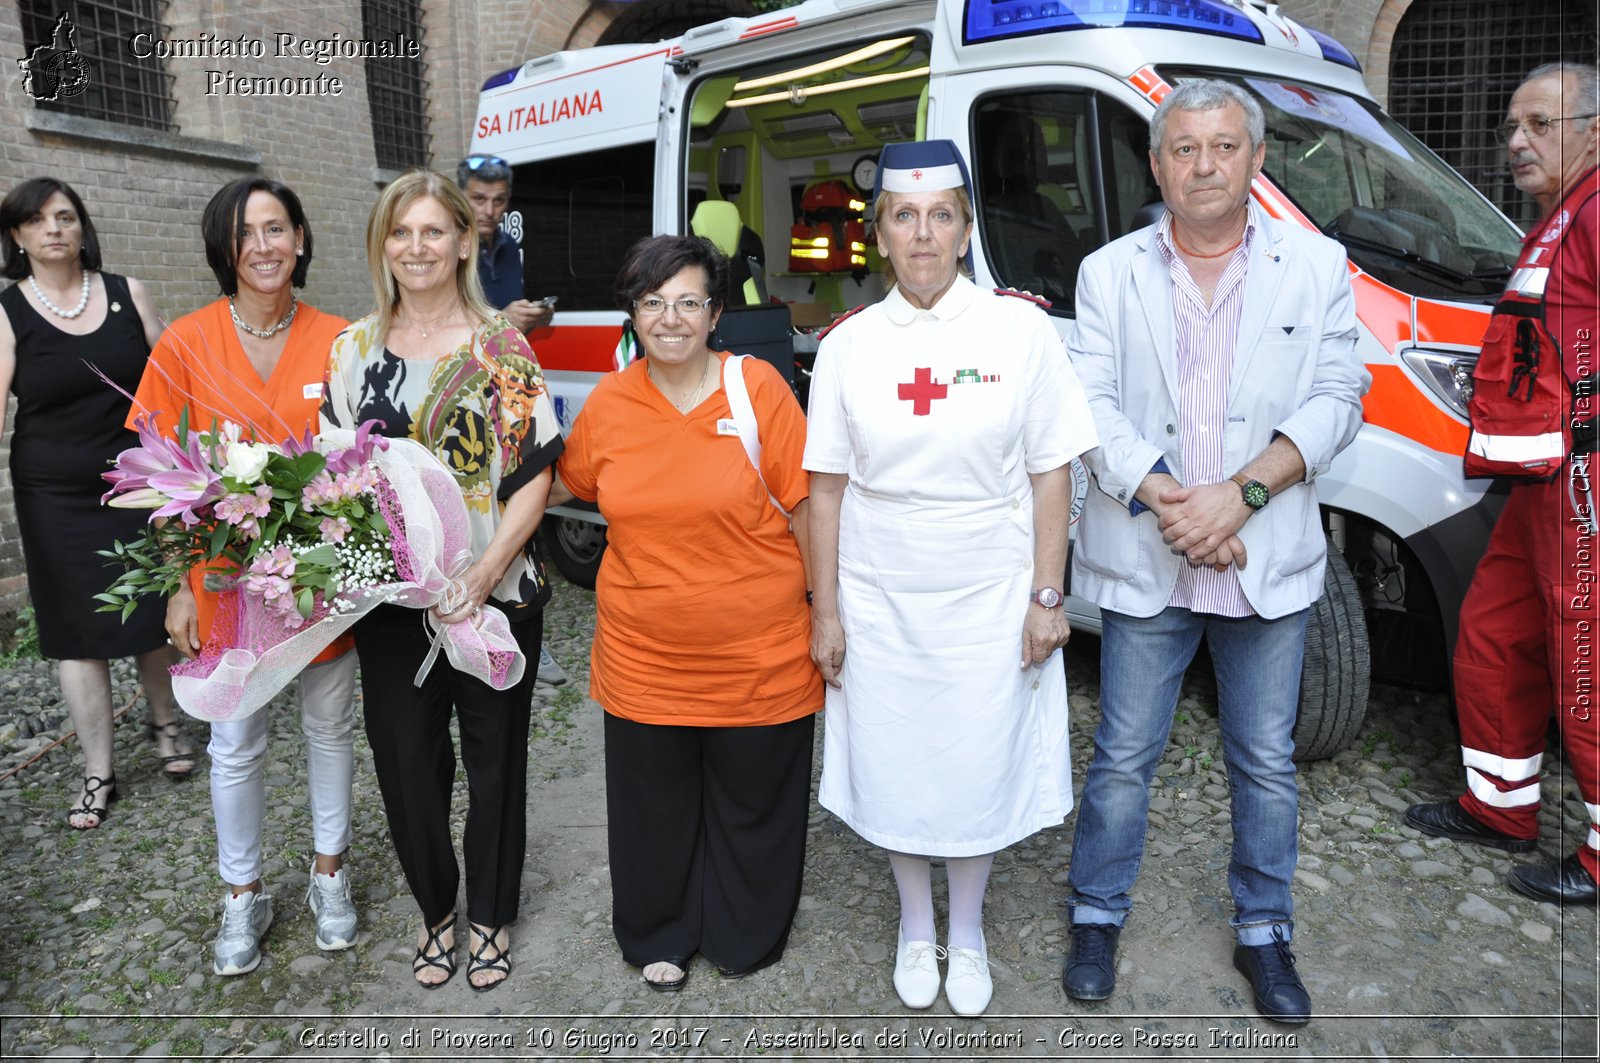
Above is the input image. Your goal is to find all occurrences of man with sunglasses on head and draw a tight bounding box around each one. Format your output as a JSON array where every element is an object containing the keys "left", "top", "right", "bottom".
[
  {"left": 457, "top": 154, "right": 554, "bottom": 336},
  {"left": 1406, "top": 61, "right": 1600, "bottom": 906},
  {"left": 456, "top": 153, "right": 567, "bottom": 687}
]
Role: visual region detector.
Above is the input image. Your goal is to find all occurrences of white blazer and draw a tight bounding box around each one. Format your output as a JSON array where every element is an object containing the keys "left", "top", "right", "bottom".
[{"left": 1068, "top": 206, "right": 1370, "bottom": 620}]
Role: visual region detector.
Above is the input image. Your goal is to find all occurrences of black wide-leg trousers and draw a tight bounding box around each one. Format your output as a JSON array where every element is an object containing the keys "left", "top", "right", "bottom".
[
  {"left": 356, "top": 602, "right": 540, "bottom": 929},
  {"left": 604, "top": 711, "right": 815, "bottom": 975}
]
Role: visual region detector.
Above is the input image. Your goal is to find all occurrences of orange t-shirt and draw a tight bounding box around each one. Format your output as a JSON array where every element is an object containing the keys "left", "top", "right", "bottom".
[
  {"left": 128, "top": 299, "right": 352, "bottom": 658},
  {"left": 557, "top": 353, "right": 820, "bottom": 726}
]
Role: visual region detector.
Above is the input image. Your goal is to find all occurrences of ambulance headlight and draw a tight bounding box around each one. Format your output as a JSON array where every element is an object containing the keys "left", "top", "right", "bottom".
[{"left": 1401, "top": 348, "right": 1476, "bottom": 420}]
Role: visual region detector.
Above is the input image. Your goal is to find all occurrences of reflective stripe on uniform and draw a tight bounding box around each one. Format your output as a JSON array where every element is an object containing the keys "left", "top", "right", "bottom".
[
  {"left": 1463, "top": 747, "right": 1544, "bottom": 782},
  {"left": 1507, "top": 266, "right": 1549, "bottom": 298},
  {"left": 1466, "top": 431, "right": 1566, "bottom": 464},
  {"left": 1467, "top": 768, "right": 1541, "bottom": 808}
]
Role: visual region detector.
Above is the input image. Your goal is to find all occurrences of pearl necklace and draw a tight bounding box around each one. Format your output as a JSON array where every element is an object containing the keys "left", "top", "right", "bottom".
[
  {"left": 229, "top": 294, "right": 297, "bottom": 338},
  {"left": 29, "top": 271, "right": 91, "bottom": 319},
  {"left": 650, "top": 354, "right": 714, "bottom": 413}
]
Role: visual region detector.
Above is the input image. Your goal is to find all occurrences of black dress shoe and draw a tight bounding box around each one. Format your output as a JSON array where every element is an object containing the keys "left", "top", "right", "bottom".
[
  {"left": 1232, "top": 929, "right": 1311, "bottom": 1026},
  {"left": 1061, "top": 923, "right": 1120, "bottom": 1001},
  {"left": 1403, "top": 800, "right": 1537, "bottom": 853},
  {"left": 1508, "top": 854, "right": 1599, "bottom": 906}
]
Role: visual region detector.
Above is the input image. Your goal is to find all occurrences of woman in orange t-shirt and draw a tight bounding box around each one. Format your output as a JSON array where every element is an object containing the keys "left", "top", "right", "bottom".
[
  {"left": 129, "top": 177, "right": 359, "bottom": 977},
  {"left": 555, "top": 235, "right": 820, "bottom": 991}
]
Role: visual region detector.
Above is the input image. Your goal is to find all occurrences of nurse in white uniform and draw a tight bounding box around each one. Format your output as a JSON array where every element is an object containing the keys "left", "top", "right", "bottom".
[{"left": 804, "top": 140, "right": 1098, "bottom": 1016}]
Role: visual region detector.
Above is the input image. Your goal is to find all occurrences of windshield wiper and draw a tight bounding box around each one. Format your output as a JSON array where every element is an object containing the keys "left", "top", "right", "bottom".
[{"left": 1321, "top": 223, "right": 1480, "bottom": 285}]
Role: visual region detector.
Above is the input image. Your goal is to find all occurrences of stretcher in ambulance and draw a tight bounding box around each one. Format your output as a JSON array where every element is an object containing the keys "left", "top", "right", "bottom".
[{"left": 472, "top": 0, "right": 1523, "bottom": 759}]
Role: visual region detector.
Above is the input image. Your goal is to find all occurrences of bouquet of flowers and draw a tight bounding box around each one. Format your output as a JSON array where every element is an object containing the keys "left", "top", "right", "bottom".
[{"left": 100, "top": 415, "right": 526, "bottom": 721}]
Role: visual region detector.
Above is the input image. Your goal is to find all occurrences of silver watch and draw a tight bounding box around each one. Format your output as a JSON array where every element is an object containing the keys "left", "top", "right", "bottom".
[{"left": 1030, "top": 587, "right": 1063, "bottom": 609}]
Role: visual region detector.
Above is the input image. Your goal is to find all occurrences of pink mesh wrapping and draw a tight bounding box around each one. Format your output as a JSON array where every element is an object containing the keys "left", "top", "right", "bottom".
[{"left": 170, "top": 434, "right": 527, "bottom": 721}]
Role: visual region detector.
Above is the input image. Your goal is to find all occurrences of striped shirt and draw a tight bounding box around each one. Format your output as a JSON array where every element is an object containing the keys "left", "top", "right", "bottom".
[{"left": 1156, "top": 212, "right": 1256, "bottom": 618}]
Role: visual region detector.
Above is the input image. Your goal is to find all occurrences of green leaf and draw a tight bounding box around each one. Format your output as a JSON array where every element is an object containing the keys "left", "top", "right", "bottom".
[{"left": 296, "top": 586, "right": 315, "bottom": 619}]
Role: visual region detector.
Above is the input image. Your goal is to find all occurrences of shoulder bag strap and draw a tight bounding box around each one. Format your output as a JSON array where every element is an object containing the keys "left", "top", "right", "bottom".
[{"left": 722, "top": 354, "right": 790, "bottom": 519}]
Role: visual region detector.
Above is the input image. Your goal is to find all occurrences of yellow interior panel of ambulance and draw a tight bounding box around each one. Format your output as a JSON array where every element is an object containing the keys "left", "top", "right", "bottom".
[{"left": 684, "top": 33, "right": 932, "bottom": 322}]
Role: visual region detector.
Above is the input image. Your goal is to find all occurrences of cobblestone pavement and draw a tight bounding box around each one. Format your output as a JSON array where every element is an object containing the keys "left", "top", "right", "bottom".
[{"left": 0, "top": 578, "right": 1595, "bottom": 1061}]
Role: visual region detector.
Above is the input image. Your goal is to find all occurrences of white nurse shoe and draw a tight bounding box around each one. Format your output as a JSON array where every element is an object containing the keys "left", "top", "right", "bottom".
[
  {"left": 944, "top": 931, "right": 992, "bottom": 1016},
  {"left": 893, "top": 921, "right": 944, "bottom": 1009}
]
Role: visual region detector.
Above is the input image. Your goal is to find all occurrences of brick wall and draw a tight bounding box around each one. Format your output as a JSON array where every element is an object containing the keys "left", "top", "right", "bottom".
[{"left": 0, "top": 0, "right": 617, "bottom": 614}]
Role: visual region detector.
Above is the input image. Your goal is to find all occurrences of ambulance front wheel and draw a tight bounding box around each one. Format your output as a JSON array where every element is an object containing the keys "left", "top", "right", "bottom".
[
  {"left": 1293, "top": 542, "right": 1372, "bottom": 762},
  {"left": 541, "top": 517, "right": 607, "bottom": 589}
]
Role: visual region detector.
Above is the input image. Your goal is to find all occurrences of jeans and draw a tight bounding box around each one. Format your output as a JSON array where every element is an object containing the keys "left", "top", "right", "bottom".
[
  {"left": 1067, "top": 606, "right": 1308, "bottom": 945},
  {"left": 210, "top": 652, "right": 359, "bottom": 885}
]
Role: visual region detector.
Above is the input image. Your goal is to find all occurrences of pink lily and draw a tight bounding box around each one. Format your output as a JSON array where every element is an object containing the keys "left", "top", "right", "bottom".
[
  {"left": 144, "top": 430, "right": 226, "bottom": 526},
  {"left": 101, "top": 412, "right": 188, "bottom": 501},
  {"left": 324, "top": 419, "right": 390, "bottom": 475}
]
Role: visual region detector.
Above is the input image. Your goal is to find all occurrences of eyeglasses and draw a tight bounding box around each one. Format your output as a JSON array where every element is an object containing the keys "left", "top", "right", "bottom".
[
  {"left": 633, "top": 296, "right": 714, "bottom": 316},
  {"left": 1494, "top": 114, "right": 1598, "bottom": 143},
  {"left": 463, "top": 154, "right": 508, "bottom": 171}
]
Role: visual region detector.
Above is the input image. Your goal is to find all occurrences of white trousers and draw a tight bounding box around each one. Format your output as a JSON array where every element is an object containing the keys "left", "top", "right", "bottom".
[{"left": 209, "top": 652, "right": 359, "bottom": 885}]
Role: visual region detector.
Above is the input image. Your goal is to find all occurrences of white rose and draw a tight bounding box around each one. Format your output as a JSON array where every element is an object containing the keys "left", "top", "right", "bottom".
[{"left": 223, "top": 441, "right": 273, "bottom": 483}]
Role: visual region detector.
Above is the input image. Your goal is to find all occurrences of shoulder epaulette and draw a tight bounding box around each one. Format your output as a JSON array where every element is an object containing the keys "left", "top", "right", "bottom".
[
  {"left": 818, "top": 304, "right": 868, "bottom": 340},
  {"left": 994, "top": 287, "right": 1052, "bottom": 310}
]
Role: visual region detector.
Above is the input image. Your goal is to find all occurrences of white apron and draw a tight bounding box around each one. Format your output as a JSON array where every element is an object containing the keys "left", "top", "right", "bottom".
[
  {"left": 818, "top": 482, "right": 1073, "bottom": 856},
  {"left": 806, "top": 278, "right": 1093, "bottom": 856}
]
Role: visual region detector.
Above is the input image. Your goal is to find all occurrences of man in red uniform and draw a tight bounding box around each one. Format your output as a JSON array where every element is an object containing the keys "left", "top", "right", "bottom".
[{"left": 1407, "top": 61, "right": 1600, "bottom": 906}]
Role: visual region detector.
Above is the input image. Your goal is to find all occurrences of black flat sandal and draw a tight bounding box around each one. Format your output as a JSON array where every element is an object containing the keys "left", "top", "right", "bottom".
[
  {"left": 148, "top": 719, "right": 196, "bottom": 781},
  {"left": 413, "top": 913, "right": 457, "bottom": 990},
  {"left": 643, "top": 957, "right": 690, "bottom": 993},
  {"left": 467, "top": 924, "right": 512, "bottom": 993},
  {"left": 68, "top": 774, "right": 117, "bottom": 830}
]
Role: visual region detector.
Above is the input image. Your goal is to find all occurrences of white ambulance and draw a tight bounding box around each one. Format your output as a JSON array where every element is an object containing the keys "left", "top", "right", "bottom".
[{"left": 471, "top": 0, "right": 1522, "bottom": 759}]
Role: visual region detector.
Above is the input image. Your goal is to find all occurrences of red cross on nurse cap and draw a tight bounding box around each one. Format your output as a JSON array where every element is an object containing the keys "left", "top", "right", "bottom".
[{"left": 873, "top": 139, "right": 973, "bottom": 201}]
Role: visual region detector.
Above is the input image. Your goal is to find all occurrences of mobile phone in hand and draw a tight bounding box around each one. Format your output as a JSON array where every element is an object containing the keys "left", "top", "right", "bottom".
[{"left": 539, "top": 296, "right": 559, "bottom": 308}]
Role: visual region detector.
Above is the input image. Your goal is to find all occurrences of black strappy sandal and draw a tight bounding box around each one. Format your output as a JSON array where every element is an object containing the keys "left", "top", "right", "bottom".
[
  {"left": 467, "top": 924, "right": 512, "bottom": 993},
  {"left": 68, "top": 774, "right": 117, "bottom": 830},
  {"left": 412, "top": 913, "right": 457, "bottom": 990},
  {"left": 148, "top": 719, "right": 196, "bottom": 781},
  {"left": 644, "top": 956, "right": 690, "bottom": 992}
]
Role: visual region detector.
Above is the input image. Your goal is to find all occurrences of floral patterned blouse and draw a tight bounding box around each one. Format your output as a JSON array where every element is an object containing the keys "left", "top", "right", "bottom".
[{"left": 321, "top": 313, "right": 563, "bottom": 608}]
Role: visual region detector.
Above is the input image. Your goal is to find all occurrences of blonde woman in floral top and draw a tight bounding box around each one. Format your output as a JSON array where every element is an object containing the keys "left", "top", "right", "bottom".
[{"left": 321, "top": 170, "right": 562, "bottom": 993}]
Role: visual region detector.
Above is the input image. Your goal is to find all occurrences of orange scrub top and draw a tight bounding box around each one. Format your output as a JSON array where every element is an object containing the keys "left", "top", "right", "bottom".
[
  {"left": 558, "top": 353, "right": 820, "bottom": 726},
  {"left": 128, "top": 298, "right": 352, "bottom": 658}
]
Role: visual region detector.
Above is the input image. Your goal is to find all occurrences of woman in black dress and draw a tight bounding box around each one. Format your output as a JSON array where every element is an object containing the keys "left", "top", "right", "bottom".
[{"left": 0, "top": 177, "right": 192, "bottom": 829}]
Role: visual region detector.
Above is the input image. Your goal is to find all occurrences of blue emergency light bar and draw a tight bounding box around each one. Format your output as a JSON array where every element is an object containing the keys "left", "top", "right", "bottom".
[
  {"left": 1303, "top": 25, "right": 1361, "bottom": 71},
  {"left": 963, "top": 0, "right": 1264, "bottom": 47},
  {"left": 481, "top": 66, "right": 518, "bottom": 90}
]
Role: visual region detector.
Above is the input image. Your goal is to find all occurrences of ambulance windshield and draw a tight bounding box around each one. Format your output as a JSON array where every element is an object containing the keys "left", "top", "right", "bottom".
[{"left": 1167, "top": 70, "right": 1523, "bottom": 303}]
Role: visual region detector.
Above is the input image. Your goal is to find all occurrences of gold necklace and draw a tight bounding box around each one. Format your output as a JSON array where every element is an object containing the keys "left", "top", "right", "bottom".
[
  {"left": 650, "top": 354, "right": 714, "bottom": 413},
  {"left": 404, "top": 308, "right": 458, "bottom": 338}
]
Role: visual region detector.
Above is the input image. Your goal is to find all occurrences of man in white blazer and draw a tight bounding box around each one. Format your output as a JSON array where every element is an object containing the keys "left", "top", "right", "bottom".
[{"left": 1060, "top": 79, "right": 1369, "bottom": 1025}]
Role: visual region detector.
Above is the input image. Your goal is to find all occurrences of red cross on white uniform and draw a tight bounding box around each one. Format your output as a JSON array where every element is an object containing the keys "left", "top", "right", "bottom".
[
  {"left": 898, "top": 367, "right": 947, "bottom": 415},
  {"left": 911, "top": 169, "right": 923, "bottom": 181}
]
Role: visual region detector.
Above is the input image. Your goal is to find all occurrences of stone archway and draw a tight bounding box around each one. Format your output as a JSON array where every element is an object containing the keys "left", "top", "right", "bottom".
[{"left": 595, "top": 0, "right": 758, "bottom": 45}]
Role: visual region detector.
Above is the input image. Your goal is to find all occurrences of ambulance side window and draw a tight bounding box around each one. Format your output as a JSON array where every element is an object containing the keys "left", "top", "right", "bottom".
[
  {"left": 972, "top": 91, "right": 1160, "bottom": 315},
  {"left": 511, "top": 142, "right": 655, "bottom": 311}
]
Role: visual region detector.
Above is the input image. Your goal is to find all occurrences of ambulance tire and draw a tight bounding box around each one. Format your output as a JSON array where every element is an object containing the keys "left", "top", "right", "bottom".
[
  {"left": 1293, "top": 543, "right": 1372, "bottom": 762},
  {"left": 540, "top": 517, "right": 607, "bottom": 589}
]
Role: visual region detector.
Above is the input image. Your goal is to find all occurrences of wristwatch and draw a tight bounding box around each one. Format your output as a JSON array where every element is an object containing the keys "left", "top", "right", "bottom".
[
  {"left": 1231, "top": 473, "right": 1270, "bottom": 511},
  {"left": 1030, "top": 587, "right": 1063, "bottom": 609}
]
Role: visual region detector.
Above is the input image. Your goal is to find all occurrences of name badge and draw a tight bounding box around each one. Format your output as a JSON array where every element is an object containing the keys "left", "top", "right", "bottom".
[
  {"left": 302, "top": 382, "right": 324, "bottom": 400},
  {"left": 716, "top": 419, "right": 740, "bottom": 436}
]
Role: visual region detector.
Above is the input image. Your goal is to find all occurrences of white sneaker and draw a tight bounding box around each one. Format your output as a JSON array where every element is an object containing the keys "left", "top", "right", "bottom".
[
  {"left": 537, "top": 646, "right": 568, "bottom": 685},
  {"left": 944, "top": 932, "right": 992, "bottom": 1016},
  {"left": 306, "top": 865, "right": 358, "bottom": 951},
  {"left": 893, "top": 922, "right": 943, "bottom": 1009},
  {"left": 213, "top": 890, "right": 273, "bottom": 976}
]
